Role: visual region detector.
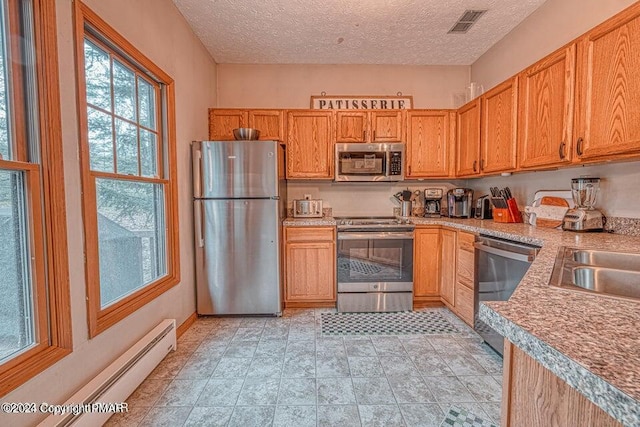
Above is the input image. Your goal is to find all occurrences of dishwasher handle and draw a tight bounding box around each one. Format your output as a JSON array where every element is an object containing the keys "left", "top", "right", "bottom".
[{"left": 474, "top": 241, "right": 536, "bottom": 262}]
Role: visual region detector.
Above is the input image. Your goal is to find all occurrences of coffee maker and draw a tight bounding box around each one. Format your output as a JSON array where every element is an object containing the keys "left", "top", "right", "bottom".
[
  {"left": 447, "top": 188, "right": 473, "bottom": 218},
  {"left": 424, "top": 188, "right": 443, "bottom": 217}
]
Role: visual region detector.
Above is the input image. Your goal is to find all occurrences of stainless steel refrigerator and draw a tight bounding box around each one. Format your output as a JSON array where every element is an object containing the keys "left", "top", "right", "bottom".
[{"left": 192, "top": 140, "right": 286, "bottom": 315}]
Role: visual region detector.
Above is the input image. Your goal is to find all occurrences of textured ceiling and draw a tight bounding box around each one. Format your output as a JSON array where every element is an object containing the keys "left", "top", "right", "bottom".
[{"left": 173, "top": 0, "right": 547, "bottom": 65}]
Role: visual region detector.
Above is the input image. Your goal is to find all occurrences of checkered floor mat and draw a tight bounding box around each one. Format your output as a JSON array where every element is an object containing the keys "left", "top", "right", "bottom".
[
  {"left": 320, "top": 311, "right": 460, "bottom": 336},
  {"left": 440, "top": 406, "right": 497, "bottom": 427}
]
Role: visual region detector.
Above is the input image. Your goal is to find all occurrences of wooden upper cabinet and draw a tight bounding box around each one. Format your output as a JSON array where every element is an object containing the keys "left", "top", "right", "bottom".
[
  {"left": 370, "top": 111, "right": 404, "bottom": 141},
  {"left": 575, "top": 3, "right": 640, "bottom": 161},
  {"left": 518, "top": 45, "right": 576, "bottom": 169},
  {"left": 286, "top": 110, "right": 334, "bottom": 179},
  {"left": 336, "top": 111, "right": 368, "bottom": 142},
  {"left": 455, "top": 99, "right": 481, "bottom": 177},
  {"left": 440, "top": 228, "right": 456, "bottom": 307},
  {"left": 335, "top": 110, "right": 404, "bottom": 143},
  {"left": 209, "top": 109, "right": 247, "bottom": 140},
  {"left": 406, "top": 110, "right": 453, "bottom": 178},
  {"left": 248, "top": 110, "right": 285, "bottom": 141},
  {"left": 413, "top": 227, "right": 441, "bottom": 298},
  {"left": 481, "top": 77, "right": 518, "bottom": 174},
  {"left": 209, "top": 109, "right": 284, "bottom": 141}
]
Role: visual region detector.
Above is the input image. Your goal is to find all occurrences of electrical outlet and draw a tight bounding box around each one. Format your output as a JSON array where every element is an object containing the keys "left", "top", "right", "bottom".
[{"left": 304, "top": 194, "right": 312, "bottom": 200}]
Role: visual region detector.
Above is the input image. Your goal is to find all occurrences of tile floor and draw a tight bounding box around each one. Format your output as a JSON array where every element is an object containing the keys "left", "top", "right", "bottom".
[{"left": 106, "top": 308, "right": 503, "bottom": 427}]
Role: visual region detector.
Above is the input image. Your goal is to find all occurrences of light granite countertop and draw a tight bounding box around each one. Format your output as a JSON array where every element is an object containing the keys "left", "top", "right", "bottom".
[{"left": 410, "top": 217, "right": 640, "bottom": 426}]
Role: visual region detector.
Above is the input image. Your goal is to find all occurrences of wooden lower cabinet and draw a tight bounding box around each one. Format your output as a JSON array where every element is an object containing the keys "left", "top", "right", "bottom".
[
  {"left": 502, "top": 342, "right": 621, "bottom": 427},
  {"left": 440, "top": 229, "right": 457, "bottom": 307},
  {"left": 413, "top": 227, "right": 441, "bottom": 307},
  {"left": 284, "top": 226, "right": 336, "bottom": 307},
  {"left": 454, "top": 284, "right": 474, "bottom": 326},
  {"left": 453, "top": 231, "right": 476, "bottom": 326}
]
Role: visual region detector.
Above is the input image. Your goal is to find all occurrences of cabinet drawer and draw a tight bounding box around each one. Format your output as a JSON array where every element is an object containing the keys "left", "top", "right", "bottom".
[
  {"left": 458, "top": 232, "right": 476, "bottom": 253},
  {"left": 285, "top": 226, "right": 335, "bottom": 242},
  {"left": 455, "top": 284, "right": 474, "bottom": 326},
  {"left": 456, "top": 231, "right": 475, "bottom": 286}
]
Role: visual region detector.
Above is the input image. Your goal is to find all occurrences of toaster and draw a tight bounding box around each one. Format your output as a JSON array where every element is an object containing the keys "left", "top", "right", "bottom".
[
  {"left": 475, "top": 195, "right": 493, "bottom": 219},
  {"left": 293, "top": 199, "right": 323, "bottom": 218}
]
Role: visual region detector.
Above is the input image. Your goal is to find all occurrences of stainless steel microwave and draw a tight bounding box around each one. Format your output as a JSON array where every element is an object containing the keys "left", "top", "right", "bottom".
[{"left": 335, "top": 142, "right": 405, "bottom": 182}]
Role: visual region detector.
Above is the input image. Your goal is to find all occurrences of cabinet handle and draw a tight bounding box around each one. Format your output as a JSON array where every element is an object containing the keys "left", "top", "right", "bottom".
[
  {"left": 480, "top": 159, "right": 485, "bottom": 170},
  {"left": 559, "top": 141, "right": 566, "bottom": 159},
  {"left": 373, "top": 130, "right": 377, "bottom": 140},
  {"left": 473, "top": 160, "right": 478, "bottom": 172},
  {"left": 407, "top": 165, "right": 411, "bottom": 175},
  {"left": 362, "top": 130, "right": 366, "bottom": 141},
  {"left": 576, "top": 137, "right": 584, "bottom": 156}
]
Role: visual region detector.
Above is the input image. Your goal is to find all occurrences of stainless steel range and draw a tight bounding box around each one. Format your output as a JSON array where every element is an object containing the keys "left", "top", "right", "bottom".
[{"left": 336, "top": 217, "right": 415, "bottom": 312}]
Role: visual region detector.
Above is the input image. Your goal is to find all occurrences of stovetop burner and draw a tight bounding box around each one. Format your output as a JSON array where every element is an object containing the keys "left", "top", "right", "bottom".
[{"left": 336, "top": 216, "right": 415, "bottom": 230}]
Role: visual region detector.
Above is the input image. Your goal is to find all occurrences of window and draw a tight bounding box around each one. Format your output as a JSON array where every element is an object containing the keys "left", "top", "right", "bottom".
[
  {"left": 0, "top": 0, "right": 71, "bottom": 396},
  {"left": 75, "top": 2, "right": 179, "bottom": 337}
]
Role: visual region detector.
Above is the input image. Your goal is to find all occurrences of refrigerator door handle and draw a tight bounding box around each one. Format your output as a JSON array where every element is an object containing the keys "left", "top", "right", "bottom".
[
  {"left": 193, "top": 148, "right": 202, "bottom": 198},
  {"left": 195, "top": 201, "right": 204, "bottom": 247}
]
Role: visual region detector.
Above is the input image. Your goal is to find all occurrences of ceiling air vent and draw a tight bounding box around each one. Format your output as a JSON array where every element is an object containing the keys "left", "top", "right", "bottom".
[{"left": 448, "top": 9, "right": 487, "bottom": 34}]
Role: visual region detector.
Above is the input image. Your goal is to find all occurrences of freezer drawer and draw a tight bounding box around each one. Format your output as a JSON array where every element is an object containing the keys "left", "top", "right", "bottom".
[{"left": 194, "top": 199, "right": 282, "bottom": 315}]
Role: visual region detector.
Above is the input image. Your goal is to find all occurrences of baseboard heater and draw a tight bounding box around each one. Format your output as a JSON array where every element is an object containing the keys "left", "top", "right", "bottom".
[{"left": 38, "top": 319, "right": 176, "bottom": 427}]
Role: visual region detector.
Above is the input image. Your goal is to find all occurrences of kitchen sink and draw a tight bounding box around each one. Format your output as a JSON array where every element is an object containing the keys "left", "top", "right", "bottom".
[
  {"left": 550, "top": 247, "right": 640, "bottom": 302},
  {"left": 572, "top": 267, "right": 640, "bottom": 299},
  {"left": 572, "top": 249, "right": 640, "bottom": 270}
]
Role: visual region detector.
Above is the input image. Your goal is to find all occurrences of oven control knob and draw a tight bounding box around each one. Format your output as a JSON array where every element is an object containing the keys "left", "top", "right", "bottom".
[{"left": 373, "top": 284, "right": 378, "bottom": 290}]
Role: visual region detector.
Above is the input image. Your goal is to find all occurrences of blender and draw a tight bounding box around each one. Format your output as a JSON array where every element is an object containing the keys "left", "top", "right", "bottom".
[{"left": 562, "top": 177, "right": 604, "bottom": 232}]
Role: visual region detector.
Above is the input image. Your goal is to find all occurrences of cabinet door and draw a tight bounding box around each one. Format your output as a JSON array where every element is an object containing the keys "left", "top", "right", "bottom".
[
  {"left": 519, "top": 46, "right": 576, "bottom": 168},
  {"left": 503, "top": 344, "right": 621, "bottom": 427},
  {"left": 286, "top": 111, "right": 334, "bottom": 179},
  {"left": 440, "top": 229, "right": 457, "bottom": 306},
  {"left": 413, "top": 228, "right": 441, "bottom": 297},
  {"left": 455, "top": 99, "right": 481, "bottom": 177},
  {"left": 370, "top": 111, "right": 404, "bottom": 141},
  {"left": 406, "top": 110, "right": 451, "bottom": 178},
  {"left": 481, "top": 77, "right": 518, "bottom": 173},
  {"left": 209, "top": 109, "right": 247, "bottom": 140},
  {"left": 285, "top": 234, "right": 336, "bottom": 302},
  {"left": 249, "top": 110, "right": 285, "bottom": 141},
  {"left": 336, "top": 111, "right": 368, "bottom": 142},
  {"left": 575, "top": 5, "right": 640, "bottom": 161}
]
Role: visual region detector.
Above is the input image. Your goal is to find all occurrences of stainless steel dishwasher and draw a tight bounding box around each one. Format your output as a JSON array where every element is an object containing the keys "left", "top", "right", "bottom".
[{"left": 474, "top": 235, "right": 540, "bottom": 356}]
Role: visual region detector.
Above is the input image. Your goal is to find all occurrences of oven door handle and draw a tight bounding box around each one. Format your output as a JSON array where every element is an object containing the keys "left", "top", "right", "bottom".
[
  {"left": 338, "top": 232, "right": 414, "bottom": 240},
  {"left": 474, "top": 242, "right": 536, "bottom": 262}
]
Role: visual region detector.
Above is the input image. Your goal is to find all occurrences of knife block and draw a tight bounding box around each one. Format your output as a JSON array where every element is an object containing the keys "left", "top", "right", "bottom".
[{"left": 493, "top": 208, "right": 515, "bottom": 223}]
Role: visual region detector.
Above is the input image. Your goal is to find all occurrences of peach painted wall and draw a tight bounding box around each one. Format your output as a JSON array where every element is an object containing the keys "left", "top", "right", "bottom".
[
  {"left": 0, "top": 1, "right": 216, "bottom": 425},
  {"left": 216, "top": 64, "right": 470, "bottom": 109},
  {"left": 468, "top": 0, "right": 640, "bottom": 219}
]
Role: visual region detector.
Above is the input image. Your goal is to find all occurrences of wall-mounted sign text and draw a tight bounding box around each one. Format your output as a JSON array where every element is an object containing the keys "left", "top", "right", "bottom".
[{"left": 311, "top": 95, "right": 413, "bottom": 110}]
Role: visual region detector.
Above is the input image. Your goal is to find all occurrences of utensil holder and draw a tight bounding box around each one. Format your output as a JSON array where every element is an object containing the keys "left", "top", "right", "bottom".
[{"left": 401, "top": 201, "right": 412, "bottom": 217}]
